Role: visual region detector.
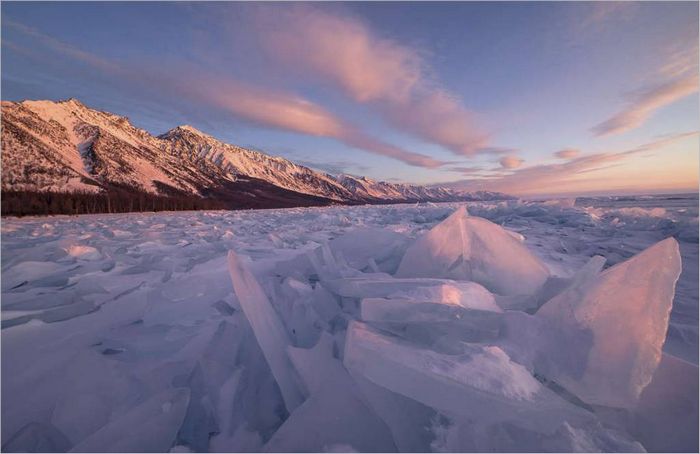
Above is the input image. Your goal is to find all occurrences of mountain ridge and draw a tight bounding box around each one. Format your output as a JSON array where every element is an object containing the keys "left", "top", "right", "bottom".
[{"left": 1, "top": 98, "right": 514, "bottom": 210}]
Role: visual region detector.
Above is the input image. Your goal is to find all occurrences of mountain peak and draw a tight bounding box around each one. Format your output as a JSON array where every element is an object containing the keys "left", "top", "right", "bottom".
[
  {"left": 59, "top": 97, "right": 85, "bottom": 107},
  {"left": 160, "top": 124, "right": 212, "bottom": 140},
  {"left": 177, "top": 124, "right": 204, "bottom": 133}
]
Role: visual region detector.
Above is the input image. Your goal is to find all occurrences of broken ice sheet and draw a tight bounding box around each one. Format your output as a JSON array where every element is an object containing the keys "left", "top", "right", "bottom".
[
  {"left": 1, "top": 196, "right": 697, "bottom": 453},
  {"left": 343, "top": 321, "right": 592, "bottom": 433}
]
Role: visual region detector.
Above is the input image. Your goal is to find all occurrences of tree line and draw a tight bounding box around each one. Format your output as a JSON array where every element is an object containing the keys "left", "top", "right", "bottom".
[{"left": 1, "top": 189, "right": 228, "bottom": 217}]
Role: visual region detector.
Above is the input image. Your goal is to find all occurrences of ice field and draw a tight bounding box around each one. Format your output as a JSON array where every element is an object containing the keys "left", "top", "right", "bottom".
[{"left": 1, "top": 194, "right": 698, "bottom": 452}]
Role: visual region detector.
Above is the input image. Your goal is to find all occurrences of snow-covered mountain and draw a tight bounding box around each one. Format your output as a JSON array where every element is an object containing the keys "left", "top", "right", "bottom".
[{"left": 1, "top": 99, "right": 513, "bottom": 207}]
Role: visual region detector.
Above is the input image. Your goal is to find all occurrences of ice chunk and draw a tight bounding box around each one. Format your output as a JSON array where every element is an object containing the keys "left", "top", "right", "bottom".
[
  {"left": 307, "top": 243, "right": 360, "bottom": 281},
  {"left": 543, "top": 198, "right": 577, "bottom": 209},
  {"left": 274, "top": 278, "right": 323, "bottom": 348},
  {"left": 536, "top": 237, "right": 682, "bottom": 408},
  {"left": 65, "top": 245, "right": 102, "bottom": 261},
  {"left": 70, "top": 388, "right": 190, "bottom": 453},
  {"left": 264, "top": 334, "right": 396, "bottom": 452},
  {"left": 309, "top": 284, "right": 341, "bottom": 323},
  {"left": 360, "top": 298, "right": 499, "bottom": 324},
  {"left": 344, "top": 322, "right": 589, "bottom": 430},
  {"left": 227, "top": 250, "right": 307, "bottom": 411},
  {"left": 360, "top": 282, "right": 501, "bottom": 325},
  {"left": 287, "top": 333, "right": 338, "bottom": 394},
  {"left": 349, "top": 373, "right": 437, "bottom": 452},
  {"left": 395, "top": 207, "right": 549, "bottom": 296},
  {"left": 496, "top": 255, "right": 607, "bottom": 313},
  {"left": 385, "top": 281, "right": 500, "bottom": 312},
  {"left": 328, "top": 228, "right": 408, "bottom": 273},
  {"left": 325, "top": 276, "right": 483, "bottom": 300}
]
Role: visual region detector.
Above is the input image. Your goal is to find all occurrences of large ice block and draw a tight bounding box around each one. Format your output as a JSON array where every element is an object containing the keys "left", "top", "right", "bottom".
[
  {"left": 536, "top": 237, "right": 682, "bottom": 408},
  {"left": 325, "top": 276, "right": 490, "bottom": 300},
  {"left": 395, "top": 207, "right": 549, "bottom": 296}
]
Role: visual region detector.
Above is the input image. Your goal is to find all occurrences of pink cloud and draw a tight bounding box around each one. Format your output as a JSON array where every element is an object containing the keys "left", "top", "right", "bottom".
[
  {"left": 172, "top": 75, "right": 444, "bottom": 167},
  {"left": 499, "top": 156, "right": 524, "bottom": 169},
  {"left": 444, "top": 132, "right": 698, "bottom": 195},
  {"left": 555, "top": 148, "right": 580, "bottom": 159},
  {"left": 189, "top": 78, "right": 346, "bottom": 138},
  {"left": 254, "top": 6, "right": 489, "bottom": 156},
  {"left": 340, "top": 133, "right": 444, "bottom": 168},
  {"left": 592, "top": 73, "right": 699, "bottom": 136},
  {"left": 257, "top": 7, "right": 421, "bottom": 104},
  {"left": 7, "top": 20, "right": 442, "bottom": 169},
  {"left": 382, "top": 89, "right": 488, "bottom": 156}
]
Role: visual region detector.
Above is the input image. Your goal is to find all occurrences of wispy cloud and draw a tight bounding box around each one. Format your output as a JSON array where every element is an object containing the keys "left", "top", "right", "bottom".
[
  {"left": 555, "top": 148, "right": 580, "bottom": 159},
  {"left": 592, "top": 73, "right": 699, "bottom": 136},
  {"left": 581, "top": 2, "right": 638, "bottom": 30},
  {"left": 445, "top": 131, "right": 698, "bottom": 194},
  {"left": 448, "top": 166, "right": 485, "bottom": 176},
  {"left": 658, "top": 44, "right": 700, "bottom": 79},
  {"left": 499, "top": 156, "right": 524, "bottom": 169},
  {"left": 295, "top": 159, "right": 370, "bottom": 176},
  {"left": 475, "top": 146, "right": 516, "bottom": 155},
  {"left": 4, "top": 19, "right": 121, "bottom": 74},
  {"left": 253, "top": 5, "right": 489, "bottom": 156},
  {"left": 6, "top": 19, "right": 443, "bottom": 169},
  {"left": 592, "top": 44, "right": 699, "bottom": 137}
]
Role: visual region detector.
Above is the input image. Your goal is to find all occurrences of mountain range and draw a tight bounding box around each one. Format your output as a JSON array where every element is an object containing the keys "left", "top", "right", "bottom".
[{"left": 1, "top": 98, "right": 513, "bottom": 209}]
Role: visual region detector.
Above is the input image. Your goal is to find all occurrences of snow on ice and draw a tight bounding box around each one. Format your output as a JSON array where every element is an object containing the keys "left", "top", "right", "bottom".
[{"left": 1, "top": 194, "right": 698, "bottom": 452}]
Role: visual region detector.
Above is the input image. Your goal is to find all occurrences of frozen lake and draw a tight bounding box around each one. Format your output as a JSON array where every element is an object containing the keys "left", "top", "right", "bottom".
[{"left": 1, "top": 194, "right": 698, "bottom": 452}]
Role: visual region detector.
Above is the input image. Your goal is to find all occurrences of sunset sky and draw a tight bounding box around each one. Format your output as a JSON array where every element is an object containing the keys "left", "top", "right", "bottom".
[{"left": 2, "top": 2, "right": 698, "bottom": 196}]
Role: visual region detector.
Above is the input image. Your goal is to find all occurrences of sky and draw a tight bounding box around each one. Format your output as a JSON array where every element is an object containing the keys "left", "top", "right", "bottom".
[{"left": 2, "top": 1, "right": 698, "bottom": 196}]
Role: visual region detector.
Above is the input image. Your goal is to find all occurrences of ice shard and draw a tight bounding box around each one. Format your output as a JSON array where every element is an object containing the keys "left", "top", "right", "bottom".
[{"left": 227, "top": 250, "right": 307, "bottom": 412}]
